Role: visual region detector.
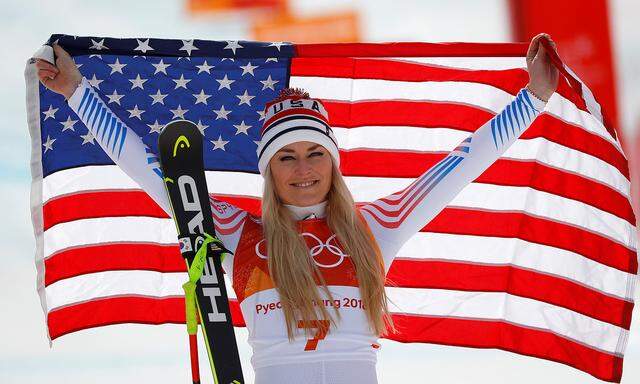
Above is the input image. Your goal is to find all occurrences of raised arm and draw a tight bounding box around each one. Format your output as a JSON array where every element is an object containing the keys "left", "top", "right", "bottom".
[
  {"left": 35, "top": 44, "right": 247, "bottom": 266},
  {"left": 68, "top": 77, "right": 172, "bottom": 212},
  {"left": 360, "top": 33, "right": 559, "bottom": 270}
]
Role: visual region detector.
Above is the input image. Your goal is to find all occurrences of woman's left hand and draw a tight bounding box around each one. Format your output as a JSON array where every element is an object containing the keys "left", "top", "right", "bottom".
[{"left": 526, "top": 33, "right": 560, "bottom": 102}]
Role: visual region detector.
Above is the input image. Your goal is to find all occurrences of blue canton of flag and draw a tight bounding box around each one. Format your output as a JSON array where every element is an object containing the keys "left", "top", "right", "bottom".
[{"left": 39, "top": 35, "right": 292, "bottom": 178}]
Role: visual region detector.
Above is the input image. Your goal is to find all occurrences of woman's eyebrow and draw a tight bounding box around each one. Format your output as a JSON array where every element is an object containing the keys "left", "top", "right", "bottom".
[{"left": 276, "top": 145, "right": 321, "bottom": 154}]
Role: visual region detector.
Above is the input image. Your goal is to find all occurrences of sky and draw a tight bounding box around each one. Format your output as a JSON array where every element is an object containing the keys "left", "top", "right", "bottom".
[{"left": 1, "top": 0, "right": 639, "bottom": 383}]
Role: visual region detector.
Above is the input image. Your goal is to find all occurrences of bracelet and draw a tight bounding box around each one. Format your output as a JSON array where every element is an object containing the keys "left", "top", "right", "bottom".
[
  {"left": 65, "top": 78, "right": 83, "bottom": 102},
  {"left": 525, "top": 85, "right": 548, "bottom": 103}
]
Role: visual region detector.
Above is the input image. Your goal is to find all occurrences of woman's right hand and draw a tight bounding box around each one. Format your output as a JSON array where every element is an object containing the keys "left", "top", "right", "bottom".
[{"left": 36, "top": 44, "right": 83, "bottom": 99}]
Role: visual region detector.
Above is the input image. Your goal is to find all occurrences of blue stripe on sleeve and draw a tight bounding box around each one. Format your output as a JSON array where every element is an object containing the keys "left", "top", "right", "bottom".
[
  {"left": 86, "top": 95, "right": 99, "bottom": 122},
  {"left": 95, "top": 111, "right": 113, "bottom": 138},
  {"left": 83, "top": 95, "right": 98, "bottom": 121},
  {"left": 490, "top": 119, "right": 498, "bottom": 149},
  {"left": 510, "top": 102, "right": 521, "bottom": 133},
  {"left": 420, "top": 155, "right": 458, "bottom": 188},
  {"left": 106, "top": 120, "right": 119, "bottom": 149},
  {"left": 515, "top": 99, "right": 527, "bottom": 129},
  {"left": 104, "top": 118, "right": 114, "bottom": 144},
  {"left": 111, "top": 120, "right": 122, "bottom": 152},
  {"left": 95, "top": 112, "right": 109, "bottom": 139},
  {"left": 521, "top": 90, "right": 536, "bottom": 111},
  {"left": 103, "top": 115, "right": 115, "bottom": 141},
  {"left": 426, "top": 155, "right": 464, "bottom": 193},
  {"left": 503, "top": 110, "right": 511, "bottom": 140},
  {"left": 117, "top": 126, "right": 127, "bottom": 158},
  {"left": 496, "top": 113, "right": 505, "bottom": 144},
  {"left": 505, "top": 104, "right": 515, "bottom": 137},
  {"left": 90, "top": 103, "right": 104, "bottom": 128},
  {"left": 78, "top": 87, "right": 91, "bottom": 112},
  {"left": 95, "top": 107, "right": 107, "bottom": 135},
  {"left": 415, "top": 154, "right": 454, "bottom": 186}
]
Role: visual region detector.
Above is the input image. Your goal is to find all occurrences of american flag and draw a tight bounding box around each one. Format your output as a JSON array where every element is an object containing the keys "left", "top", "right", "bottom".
[{"left": 26, "top": 35, "right": 637, "bottom": 382}]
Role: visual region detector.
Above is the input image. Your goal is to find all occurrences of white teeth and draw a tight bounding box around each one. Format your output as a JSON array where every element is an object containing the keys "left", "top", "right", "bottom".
[{"left": 293, "top": 181, "right": 316, "bottom": 187}]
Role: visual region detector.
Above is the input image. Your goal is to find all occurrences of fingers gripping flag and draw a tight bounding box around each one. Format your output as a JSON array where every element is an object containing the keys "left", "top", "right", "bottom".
[{"left": 26, "top": 35, "right": 637, "bottom": 382}]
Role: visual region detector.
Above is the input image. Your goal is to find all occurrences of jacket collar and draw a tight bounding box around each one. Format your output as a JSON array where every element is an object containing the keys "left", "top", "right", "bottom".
[{"left": 284, "top": 201, "right": 327, "bottom": 220}]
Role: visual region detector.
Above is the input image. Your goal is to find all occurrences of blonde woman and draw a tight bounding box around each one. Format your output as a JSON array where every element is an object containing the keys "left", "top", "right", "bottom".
[{"left": 36, "top": 33, "right": 558, "bottom": 384}]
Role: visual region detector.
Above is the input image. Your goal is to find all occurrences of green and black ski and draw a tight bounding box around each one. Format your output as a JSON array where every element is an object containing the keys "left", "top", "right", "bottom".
[{"left": 158, "top": 120, "right": 244, "bottom": 384}]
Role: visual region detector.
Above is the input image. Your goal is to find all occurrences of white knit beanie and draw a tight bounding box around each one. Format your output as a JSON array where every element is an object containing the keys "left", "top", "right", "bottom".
[{"left": 256, "top": 88, "right": 340, "bottom": 176}]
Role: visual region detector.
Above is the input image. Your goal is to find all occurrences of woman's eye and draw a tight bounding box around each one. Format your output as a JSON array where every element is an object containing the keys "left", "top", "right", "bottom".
[
  {"left": 309, "top": 152, "right": 323, "bottom": 157},
  {"left": 279, "top": 155, "right": 295, "bottom": 161}
]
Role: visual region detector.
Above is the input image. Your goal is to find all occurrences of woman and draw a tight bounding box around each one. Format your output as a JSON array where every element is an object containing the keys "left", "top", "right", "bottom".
[{"left": 36, "top": 33, "right": 558, "bottom": 383}]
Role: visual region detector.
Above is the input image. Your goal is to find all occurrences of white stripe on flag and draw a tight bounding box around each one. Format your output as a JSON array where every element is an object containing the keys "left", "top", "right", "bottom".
[
  {"left": 448, "top": 184, "right": 634, "bottom": 247},
  {"left": 293, "top": 77, "right": 515, "bottom": 112},
  {"left": 43, "top": 216, "right": 176, "bottom": 258},
  {"left": 45, "top": 270, "right": 237, "bottom": 310},
  {"left": 386, "top": 287, "right": 627, "bottom": 355},
  {"left": 390, "top": 57, "right": 528, "bottom": 70},
  {"left": 331, "top": 127, "right": 629, "bottom": 197},
  {"left": 398, "top": 232, "right": 635, "bottom": 300},
  {"left": 43, "top": 165, "right": 141, "bottom": 202}
]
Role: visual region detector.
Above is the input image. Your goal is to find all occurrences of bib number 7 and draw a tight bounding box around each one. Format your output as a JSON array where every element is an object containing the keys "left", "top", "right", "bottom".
[{"left": 297, "top": 320, "right": 330, "bottom": 351}]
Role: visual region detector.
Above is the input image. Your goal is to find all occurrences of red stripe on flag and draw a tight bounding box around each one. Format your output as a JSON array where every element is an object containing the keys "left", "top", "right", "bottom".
[
  {"left": 326, "top": 99, "right": 494, "bottom": 129},
  {"left": 295, "top": 42, "right": 530, "bottom": 58},
  {"left": 426, "top": 208, "right": 637, "bottom": 274},
  {"left": 341, "top": 150, "right": 634, "bottom": 226},
  {"left": 291, "top": 57, "right": 587, "bottom": 112},
  {"left": 529, "top": 115, "right": 628, "bottom": 180},
  {"left": 43, "top": 190, "right": 167, "bottom": 230},
  {"left": 48, "top": 296, "right": 184, "bottom": 340},
  {"left": 387, "top": 314, "right": 623, "bottom": 383},
  {"left": 323, "top": 101, "right": 629, "bottom": 180},
  {"left": 48, "top": 296, "right": 246, "bottom": 341},
  {"left": 387, "top": 260, "right": 633, "bottom": 329},
  {"left": 44, "top": 243, "right": 184, "bottom": 286}
]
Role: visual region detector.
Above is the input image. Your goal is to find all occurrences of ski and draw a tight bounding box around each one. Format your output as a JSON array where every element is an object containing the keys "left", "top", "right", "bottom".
[{"left": 158, "top": 120, "right": 244, "bottom": 384}]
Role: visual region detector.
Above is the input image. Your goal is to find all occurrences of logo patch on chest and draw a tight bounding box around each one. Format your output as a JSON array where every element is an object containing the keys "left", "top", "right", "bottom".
[{"left": 255, "top": 233, "right": 349, "bottom": 268}]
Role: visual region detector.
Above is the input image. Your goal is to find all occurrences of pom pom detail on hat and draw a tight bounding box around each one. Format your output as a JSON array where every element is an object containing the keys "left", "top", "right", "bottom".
[
  {"left": 269, "top": 87, "right": 310, "bottom": 102},
  {"left": 256, "top": 88, "right": 339, "bottom": 176}
]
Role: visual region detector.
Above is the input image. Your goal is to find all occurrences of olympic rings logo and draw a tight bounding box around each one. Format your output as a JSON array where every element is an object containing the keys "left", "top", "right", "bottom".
[{"left": 254, "top": 233, "right": 348, "bottom": 268}]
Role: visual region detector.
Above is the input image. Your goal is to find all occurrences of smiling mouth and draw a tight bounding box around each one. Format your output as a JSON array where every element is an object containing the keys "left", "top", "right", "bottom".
[{"left": 291, "top": 180, "right": 318, "bottom": 188}]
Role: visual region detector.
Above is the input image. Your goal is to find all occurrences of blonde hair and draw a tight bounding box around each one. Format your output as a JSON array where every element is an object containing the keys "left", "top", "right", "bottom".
[{"left": 262, "top": 163, "right": 395, "bottom": 340}]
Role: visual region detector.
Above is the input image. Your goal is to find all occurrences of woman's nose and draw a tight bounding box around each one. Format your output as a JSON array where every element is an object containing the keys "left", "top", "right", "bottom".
[{"left": 294, "top": 158, "right": 312, "bottom": 175}]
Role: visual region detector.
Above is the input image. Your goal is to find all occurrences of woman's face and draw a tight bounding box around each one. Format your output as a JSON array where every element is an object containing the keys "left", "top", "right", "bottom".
[{"left": 269, "top": 141, "right": 333, "bottom": 206}]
